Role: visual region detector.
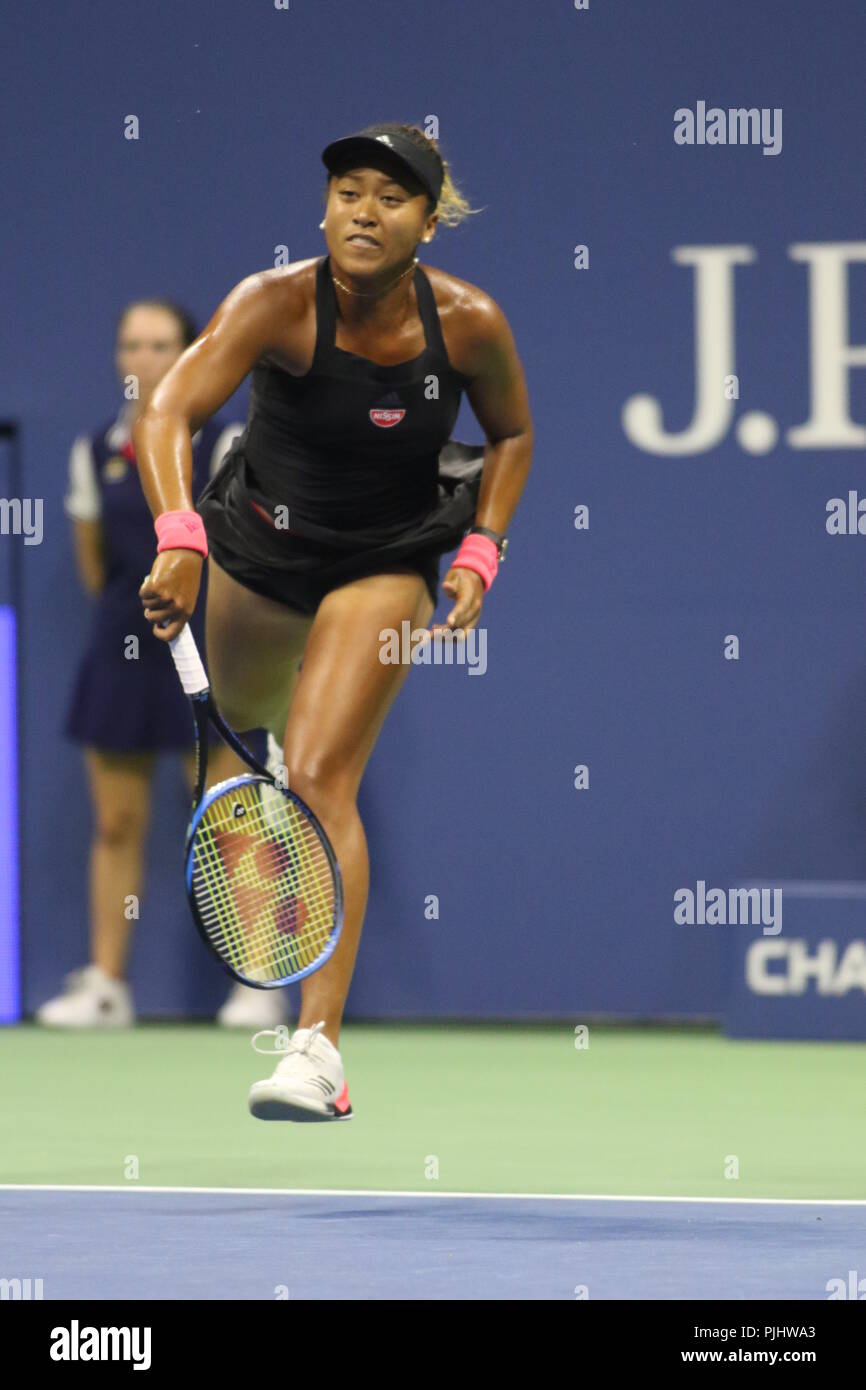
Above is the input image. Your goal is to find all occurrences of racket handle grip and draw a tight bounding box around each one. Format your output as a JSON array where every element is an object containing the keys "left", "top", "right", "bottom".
[{"left": 169, "top": 625, "right": 210, "bottom": 696}]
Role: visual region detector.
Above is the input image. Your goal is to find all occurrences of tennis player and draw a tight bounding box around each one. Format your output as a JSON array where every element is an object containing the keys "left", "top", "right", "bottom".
[
  {"left": 135, "top": 123, "right": 533, "bottom": 1120},
  {"left": 38, "top": 299, "right": 283, "bottom": 1030}
]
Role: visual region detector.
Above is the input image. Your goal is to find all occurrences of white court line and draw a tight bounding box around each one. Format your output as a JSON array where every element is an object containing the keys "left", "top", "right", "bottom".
[{"left": 0, "top": 1184, "right": 864, "bottom": 1205}]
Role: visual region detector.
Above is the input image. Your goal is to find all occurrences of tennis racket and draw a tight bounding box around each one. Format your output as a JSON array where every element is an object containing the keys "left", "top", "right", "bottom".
[{"left": 167, "top": 625, "right": 343, "bottom": 988}]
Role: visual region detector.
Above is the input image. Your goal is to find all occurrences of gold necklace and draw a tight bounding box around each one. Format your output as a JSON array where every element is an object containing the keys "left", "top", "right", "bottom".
[{"left": 330, "top": 256, "right": 418, "bottom": 297}]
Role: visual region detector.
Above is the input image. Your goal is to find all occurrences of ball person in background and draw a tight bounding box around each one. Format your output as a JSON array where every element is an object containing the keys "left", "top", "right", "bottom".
[
  {"left": 37, "top": 299, "right": 287, "bottom": 1030},
  {"left": 135, "top": 124, "right": 533, "bottom": 1120}
]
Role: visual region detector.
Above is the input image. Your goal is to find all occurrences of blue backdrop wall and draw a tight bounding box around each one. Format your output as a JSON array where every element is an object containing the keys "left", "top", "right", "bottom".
[{"left": 3, "top": 0, "right": 866, "bottom": 1019}]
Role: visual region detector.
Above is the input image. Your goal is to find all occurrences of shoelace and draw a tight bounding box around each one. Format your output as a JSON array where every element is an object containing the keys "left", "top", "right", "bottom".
[{"left": 251, "top": 1019, "right": 327, "bottom": 1056}]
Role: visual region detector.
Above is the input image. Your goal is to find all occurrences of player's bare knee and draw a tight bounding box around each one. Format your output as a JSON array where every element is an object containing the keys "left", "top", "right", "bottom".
[{"left": 288, "top": 758, "right": 355, "bottom": 813}]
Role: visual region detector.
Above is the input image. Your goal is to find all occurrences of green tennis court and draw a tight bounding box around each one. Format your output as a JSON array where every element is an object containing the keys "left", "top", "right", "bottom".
[
  {"left": 2, "top": 1022, "right": 862, "bottom": 1197},
  {"left": 3, "top": 1023, "right": 865, "bottom": 1299}
]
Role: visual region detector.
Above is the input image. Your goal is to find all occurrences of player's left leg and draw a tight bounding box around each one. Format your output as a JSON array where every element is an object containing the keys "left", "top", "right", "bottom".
[
  {"left": 282, "top": 566, "right": 434, "bottom": 1043},
  {"left": 247, "top": 565, "right": 434, "bottom": 1121}
]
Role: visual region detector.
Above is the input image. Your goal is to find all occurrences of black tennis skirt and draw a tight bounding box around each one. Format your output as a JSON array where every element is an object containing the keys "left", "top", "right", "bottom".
[{"left": 196, "top": 438, "right": 486, "bottom": 616}]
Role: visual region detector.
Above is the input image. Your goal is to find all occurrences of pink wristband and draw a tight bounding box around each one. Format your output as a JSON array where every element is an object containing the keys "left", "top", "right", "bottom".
[
  {"left": 451, "top": 532, "right": 498, "bottom": 591},
  {"left": 155, "top": 509, "right": 208, "bottom": 558}
]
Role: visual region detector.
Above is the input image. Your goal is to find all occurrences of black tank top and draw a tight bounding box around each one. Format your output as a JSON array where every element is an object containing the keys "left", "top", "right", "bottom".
[{"left": 240, "top": 255, "right": 473, "bottom": 532}]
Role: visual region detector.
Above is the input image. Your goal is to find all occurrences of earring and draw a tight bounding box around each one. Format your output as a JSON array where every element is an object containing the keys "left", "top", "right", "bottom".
[{"left": 319, "top": 219, "right": 326, "bottom": 229}]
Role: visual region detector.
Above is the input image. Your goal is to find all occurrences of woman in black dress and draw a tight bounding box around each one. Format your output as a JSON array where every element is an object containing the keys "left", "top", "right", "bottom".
[{"left": 135, "top": 124, "right": 533, "bottom": 1120}]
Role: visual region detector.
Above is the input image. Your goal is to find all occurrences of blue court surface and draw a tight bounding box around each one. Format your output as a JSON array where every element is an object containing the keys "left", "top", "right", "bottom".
[{"left": 1, "top": 1188, "right": 864, "bottom": 1300}]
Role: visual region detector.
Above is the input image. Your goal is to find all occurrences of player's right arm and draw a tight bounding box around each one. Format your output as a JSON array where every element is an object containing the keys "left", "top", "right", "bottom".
[
  {"left": 134, "top": 271, "right": 283, "bottom": 517},
  {"left": 134, "top": 271, "right": 290, "bottom": 641}
]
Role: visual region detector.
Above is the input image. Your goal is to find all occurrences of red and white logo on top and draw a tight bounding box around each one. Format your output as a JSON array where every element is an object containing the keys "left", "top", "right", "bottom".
[{"left": 369, "top": 408, "right": 406, "bottom": 428}]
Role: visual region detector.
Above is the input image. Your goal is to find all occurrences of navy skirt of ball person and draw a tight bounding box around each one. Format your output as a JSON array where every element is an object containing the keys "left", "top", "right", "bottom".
[
  {"left": 197, "top": 438, "right": 486, "bottom": 617},
  {"left": 63, "top": 590, "right": 216, "bottom": 753}
]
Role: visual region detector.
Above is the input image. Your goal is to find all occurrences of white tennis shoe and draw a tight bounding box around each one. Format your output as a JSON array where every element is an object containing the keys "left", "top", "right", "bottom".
[
  {"left": 34, "top": 964, "right": 135, "bottom": 1028},
  {"left": 248, "top": 1020, "right": 353, "bottom": 1122}
]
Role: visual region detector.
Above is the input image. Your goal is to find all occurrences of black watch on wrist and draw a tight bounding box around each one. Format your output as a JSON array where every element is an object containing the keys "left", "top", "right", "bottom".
[{"left": 468, "top": 525, "right": 508, "bottom": 562}]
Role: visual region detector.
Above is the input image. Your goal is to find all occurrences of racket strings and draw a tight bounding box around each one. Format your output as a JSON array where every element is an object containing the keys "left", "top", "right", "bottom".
[
  {"left": 195, "top": 800, "right": 332, "bottom": 976},
  {"left": 190, "top": 779, "right": 338, "bottom": 982}
]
